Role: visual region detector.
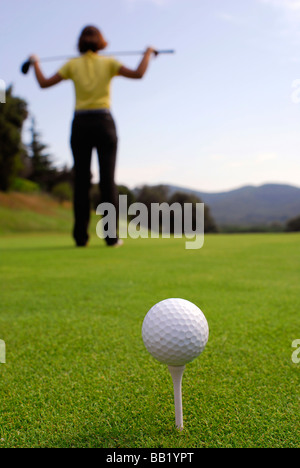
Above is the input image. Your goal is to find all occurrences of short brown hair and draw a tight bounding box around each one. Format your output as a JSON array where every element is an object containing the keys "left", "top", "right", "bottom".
[{"left": 78, "top": 26, "right": 108, "bottom": 53}]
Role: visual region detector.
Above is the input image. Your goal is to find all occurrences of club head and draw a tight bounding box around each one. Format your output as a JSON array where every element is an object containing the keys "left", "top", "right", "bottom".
[{"left": 21, "top": 60, "right": 31, "bottom": 75}]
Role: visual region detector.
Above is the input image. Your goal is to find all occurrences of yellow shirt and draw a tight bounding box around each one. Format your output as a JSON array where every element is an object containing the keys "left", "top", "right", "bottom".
[{"left": 58, "top": 51, "right": 122, "bottom": 110}]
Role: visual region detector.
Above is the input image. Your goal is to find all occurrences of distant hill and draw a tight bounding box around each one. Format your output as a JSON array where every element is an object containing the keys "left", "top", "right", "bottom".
[{"left": 166, "top": 184, "right": 300, "bottom": 227}]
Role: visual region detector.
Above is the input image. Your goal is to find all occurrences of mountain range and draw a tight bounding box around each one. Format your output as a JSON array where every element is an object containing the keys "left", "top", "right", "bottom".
[{"left": 166, "top": 183, "right": 300, "bottom": 227}]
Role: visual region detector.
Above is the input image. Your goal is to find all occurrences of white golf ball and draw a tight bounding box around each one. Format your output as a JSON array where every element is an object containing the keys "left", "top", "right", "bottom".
[{"left": 142, "top": 298, "right": 209, "bottom": 366}]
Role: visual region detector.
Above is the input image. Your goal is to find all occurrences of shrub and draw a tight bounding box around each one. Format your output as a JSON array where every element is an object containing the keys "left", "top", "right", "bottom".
[
  {"left": 52, "top": 182, "right": 73, "bottom": 204},
  {"left": 11, "top": 177, "right": 39, "bottom": 193}
]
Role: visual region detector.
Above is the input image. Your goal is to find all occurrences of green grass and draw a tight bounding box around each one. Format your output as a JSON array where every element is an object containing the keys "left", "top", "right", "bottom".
[
  {"left": 0, "top": 232, "right": 299, "bottom": 448},
  {"left": 0, "top": 192, "right": 74, "bottom": 235}
]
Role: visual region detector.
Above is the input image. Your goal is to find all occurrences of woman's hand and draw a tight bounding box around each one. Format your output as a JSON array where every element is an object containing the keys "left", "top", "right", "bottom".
[
  {"left": 29, "top": 56, "right": 63, "bottom": 89},
  {"left": 119, "top": 47, "right": 158, "bottom": 79},
  {"left": 29, "top": 54, "right": 39, "bottom": 64},
  {"left": 145, "top": 47, "right": 158, "bottom": 57}
]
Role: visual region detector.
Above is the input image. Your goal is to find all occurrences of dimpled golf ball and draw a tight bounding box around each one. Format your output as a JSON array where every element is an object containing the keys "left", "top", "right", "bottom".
[{"left": 142, "top": 298, "right": 209, "bottom": 366}]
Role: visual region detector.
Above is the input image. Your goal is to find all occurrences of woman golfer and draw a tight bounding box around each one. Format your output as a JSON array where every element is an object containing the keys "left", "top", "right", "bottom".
[{"left": 30, "top": 25, "right": 157, "bottom": 247}]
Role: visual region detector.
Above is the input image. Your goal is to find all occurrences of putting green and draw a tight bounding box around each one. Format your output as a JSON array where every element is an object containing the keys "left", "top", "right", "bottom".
[{"left": 0, "top": 233, "right": 299, "bottom": 447}]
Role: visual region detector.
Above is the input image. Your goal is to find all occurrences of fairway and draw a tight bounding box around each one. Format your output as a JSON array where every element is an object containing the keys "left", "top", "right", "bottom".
[{"left": 0, "top": 233, "right": 299, "bottom": 448}]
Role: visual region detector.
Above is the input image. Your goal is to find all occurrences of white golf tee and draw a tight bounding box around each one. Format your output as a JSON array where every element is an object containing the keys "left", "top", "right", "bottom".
[{"left": 168, "top": 365, "right": 185, "bottom": 430}]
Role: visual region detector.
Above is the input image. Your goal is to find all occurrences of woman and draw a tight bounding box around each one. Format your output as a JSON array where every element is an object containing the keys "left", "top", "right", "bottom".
[{"left": 30, "top": 25, "right": 157, "bottom": 247}]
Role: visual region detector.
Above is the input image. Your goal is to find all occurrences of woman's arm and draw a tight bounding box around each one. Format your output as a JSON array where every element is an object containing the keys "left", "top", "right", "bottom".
[
  {"left": 30, "top": 55, "right": 63, "bottom": 89},
  {"left": 118, "top": 47, "right": 157, "bottom": 79}
]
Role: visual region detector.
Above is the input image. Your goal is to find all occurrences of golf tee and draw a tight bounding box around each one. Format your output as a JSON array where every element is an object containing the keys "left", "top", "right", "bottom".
[{"left": 168, "top": 365, "right": 185, "bottom": 430}]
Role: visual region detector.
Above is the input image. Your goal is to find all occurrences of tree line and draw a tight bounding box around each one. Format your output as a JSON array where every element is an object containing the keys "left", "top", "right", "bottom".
[{"left": 0, "top": 86, "right": 73, "bottom": 197}]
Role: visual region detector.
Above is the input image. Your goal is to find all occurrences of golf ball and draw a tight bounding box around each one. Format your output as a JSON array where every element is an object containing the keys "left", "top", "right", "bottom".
[{"left": 142, "top": 298, "right": 209, "bottom": 366}]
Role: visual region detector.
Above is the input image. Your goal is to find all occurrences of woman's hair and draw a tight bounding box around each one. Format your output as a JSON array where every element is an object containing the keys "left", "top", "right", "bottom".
[{"left": 78, "top": 26, "right": 108, "bottom": 53}]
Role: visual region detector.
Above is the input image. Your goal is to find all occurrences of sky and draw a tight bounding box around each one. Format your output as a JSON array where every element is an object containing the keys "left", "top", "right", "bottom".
[{"left": 1, "top": 0, "right": 300, "bottom": 192}]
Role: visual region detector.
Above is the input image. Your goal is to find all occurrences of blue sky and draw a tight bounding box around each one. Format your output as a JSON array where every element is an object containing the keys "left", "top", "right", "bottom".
[{"left": 1, "top": 0, "right": 300, "bottom": 192}]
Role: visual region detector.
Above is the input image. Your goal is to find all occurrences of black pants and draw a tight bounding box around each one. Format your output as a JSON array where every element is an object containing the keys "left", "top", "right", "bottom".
[{"left": 71, "top": 111, "right": 118, "bottom": 246}]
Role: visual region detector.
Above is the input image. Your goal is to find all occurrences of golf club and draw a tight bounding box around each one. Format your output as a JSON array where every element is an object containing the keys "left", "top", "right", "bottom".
[{"left": 21, "top": 49, "right": 175, "bottom": 75}]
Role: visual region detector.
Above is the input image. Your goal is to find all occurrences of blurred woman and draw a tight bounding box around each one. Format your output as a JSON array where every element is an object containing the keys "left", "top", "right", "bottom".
[{"left": 30, "top": 25, "right": 157, "bottom": 247}]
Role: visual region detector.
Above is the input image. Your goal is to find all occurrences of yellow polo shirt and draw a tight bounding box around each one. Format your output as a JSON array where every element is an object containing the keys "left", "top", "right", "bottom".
[{"left": 58, "top": 51, "right": 122, "bottom": 110}]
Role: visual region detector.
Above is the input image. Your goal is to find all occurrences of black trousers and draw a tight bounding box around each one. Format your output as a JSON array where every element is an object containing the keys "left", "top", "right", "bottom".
[{"left": 71, "top": 111, "right": 118, "bottom": 246}]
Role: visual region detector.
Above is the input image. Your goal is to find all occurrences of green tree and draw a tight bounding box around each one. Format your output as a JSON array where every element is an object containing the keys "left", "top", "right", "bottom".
[
  {"left": 135, "top": 185, "right": 170, "bottom": 231},
  {"left": 0, "top": 86, "right": 28, "bottom": 191},
  {"left": 169, "top": 191, "right": 218, "bottom": 233},
  {"left": 118, "top": 185, "right": 136, "bottom": 206},
  {"left": 52, "top": 182, "right": 73, "bottom": 204},
  {"left": 136, "top": 185, "right": 169, "bottom": 206},
  {"left": 28, "top": 117, "right": 55, "bottom": 191},
  {"left": 286, "top": 215, "right": 300, "bottom": 232},
  {"left": 135, "top": 185, "right": 218, "bottom": 234}
]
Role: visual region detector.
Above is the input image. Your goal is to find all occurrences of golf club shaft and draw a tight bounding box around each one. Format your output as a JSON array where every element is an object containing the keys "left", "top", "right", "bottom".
[
  {"left": 34, "top": 49, "right": 175, "bottom": 63},
  {"left": 168, "top": 365, "right": 185, "bottom": 430}
]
